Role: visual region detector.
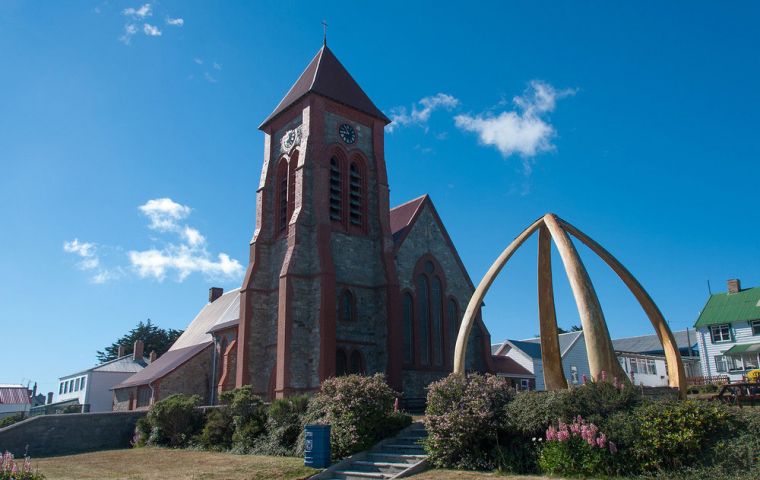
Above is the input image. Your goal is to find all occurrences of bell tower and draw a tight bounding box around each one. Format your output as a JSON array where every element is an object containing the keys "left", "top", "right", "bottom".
[{"left": 236, "top": 45, "right": 403, "bottom": 398}]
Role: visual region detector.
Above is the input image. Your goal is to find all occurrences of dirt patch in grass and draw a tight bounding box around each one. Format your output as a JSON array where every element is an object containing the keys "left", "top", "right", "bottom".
[{"left": 32, "top": 448, "right": 316, "bottom": 480}]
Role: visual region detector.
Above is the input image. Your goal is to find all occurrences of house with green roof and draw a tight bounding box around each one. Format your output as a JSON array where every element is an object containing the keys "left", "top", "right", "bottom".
[{"left": 695, "top": 279, "right": 760, "bottom": 381}]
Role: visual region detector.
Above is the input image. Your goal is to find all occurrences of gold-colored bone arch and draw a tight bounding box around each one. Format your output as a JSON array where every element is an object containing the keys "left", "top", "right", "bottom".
[{"left": 453, "top": 214, "right": 686, "bottom": 399}]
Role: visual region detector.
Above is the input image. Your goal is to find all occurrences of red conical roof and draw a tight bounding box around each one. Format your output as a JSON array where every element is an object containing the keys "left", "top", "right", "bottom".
[{"left": 260, "top": 45, "right": 390, "bottom": 129}]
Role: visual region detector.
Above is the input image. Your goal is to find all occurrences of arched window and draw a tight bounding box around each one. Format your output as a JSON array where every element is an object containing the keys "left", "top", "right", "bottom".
[
  {"left": 336, "top": 348, "right": 348, "bottom": 376},
  {"left": 431, "top": 277, "right": 443, "bottom": 366},
  {"left": 417, "top": 275, "right": 430, "bottom": 365},
  {"left": 329, "top": 157, "right": 342, "bottom": 222},
  {"left": 402, "top": 292, "right": 414, "bottom": 365},
  {"left": 447, "top": 298, "right": 459, "bottom": 363},
  {"left": 349, "top": 350, "right": 365, "bottom": 375},
  {"left": 287, "top": 152, "right": 298, "bottom": 222},
  {"left": 339, "top": 289, "right": 355, "bottom": 322},
  {"left": 348, "top": 162, "right": 364, "bottom": 228},
  {"left": 276, "top": 159, "right": 289, "bottom": 233}
]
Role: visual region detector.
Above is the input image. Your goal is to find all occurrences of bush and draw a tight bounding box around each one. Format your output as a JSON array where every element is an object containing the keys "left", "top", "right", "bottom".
[
  {"left": 0, "top": 415, "right": 24, "bottom": 429},
  {"left": 219, "top": 386, "right": 268, "bottom": 451},
  {"left": 301, "top": 374, "right": 410, "bottom": 460},
  {"left": 0, "top": 451, "right": 45, "bottom": 479},
  {"left": 633, "top": 400, "right": 736, "bottom": 472},
  {"left": 538, "top": 415, "right": 617, "bottom": 477},
  {"left": 143, "top": 394, "right": 204, "bottom": 447},
  {"left": 424, "top": 373, "right": 513, "bottom": 470},
  {"left": 563, "top": 374, "right": 642, "bottom": 424},
  {"left": 251, "top": 395, "right": 309, "bottom": 456},
  {"left": 198, "top": 407, "right": 234, "bottom": 451},
  {"left": 504, "top": 390, "right": 574, "bottom": 439}
]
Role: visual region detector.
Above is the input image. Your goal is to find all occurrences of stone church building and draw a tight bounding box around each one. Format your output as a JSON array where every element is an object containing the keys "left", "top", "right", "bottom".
[{"left": 113, "top": 44, "right": 530, "bottom": 410}]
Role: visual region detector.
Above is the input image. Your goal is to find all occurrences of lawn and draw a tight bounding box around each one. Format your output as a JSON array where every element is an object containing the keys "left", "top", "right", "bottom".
[
  {"left": 31, "top": 448, "right": 317, "bottom": 480},
  {"left": 410, "top": 471, "right": 550, "bottom": 479}
]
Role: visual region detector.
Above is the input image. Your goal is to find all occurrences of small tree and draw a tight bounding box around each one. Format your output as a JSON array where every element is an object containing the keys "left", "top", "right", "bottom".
[{"left": 96, "top": 319, "right": 183, "bottom": 363}]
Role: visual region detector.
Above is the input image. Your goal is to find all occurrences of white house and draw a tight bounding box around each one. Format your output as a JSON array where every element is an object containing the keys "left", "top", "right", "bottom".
[
  {"left": 56, "top": 341, "right": 149, "bottom": 412},
  {"left": 493, "top": 331, "right": 591, "bottom": 390},
  {"left": 0, "top": 384, "right": 31, "bottom": 419},
  {"left": 612, "top": 329, "right": 701, "bottom": 387},
  {"left": 695, "top": 279, "right": 760, "bottom": 382}
]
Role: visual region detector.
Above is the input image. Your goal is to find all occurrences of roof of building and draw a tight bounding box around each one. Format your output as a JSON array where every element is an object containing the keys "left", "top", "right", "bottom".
[
  {"left": 523, "top": 331, "right": 584, "bottom": 356},
  {"left": 389, "top": 195, "right": 427, "bottom": 244},
  {"left": 491, "top": 355, "right": 535, "bottom": 378},
  {"left": 62, "top": 354, "right": 149, "bottom": 379},
  {"left": 0, "top": 385, "right": 30, "bottom": 405},
  {"left": 611, "top": 329, "right": 698, "bottom": 355},
  {"left": 493, "top": 331, "right": 584, "bottom": 360},
  {"left": 170, "top": 288, "right": 240, "bottom": 351},
  {"left": 260, "top": 44, "right": 390, "bottom": 129},
  {"left": 695, "top": 286, "right": 760, "bottom": 328},
  {"left": 724, "top": 342, "right": 760, "bottom": 355},
  {"left": 113, "top": 342, "right": 212, "bottom": 389}
]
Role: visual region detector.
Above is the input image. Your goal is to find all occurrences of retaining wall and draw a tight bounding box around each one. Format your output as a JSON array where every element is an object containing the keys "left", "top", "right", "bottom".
[{"left": 0, "top": 411, "right": 146, "bottom": 457}]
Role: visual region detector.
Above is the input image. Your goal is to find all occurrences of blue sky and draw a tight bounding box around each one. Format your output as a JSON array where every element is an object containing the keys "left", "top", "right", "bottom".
[{"left": 1, "top": 1, "right": 759, "bottom": 395}]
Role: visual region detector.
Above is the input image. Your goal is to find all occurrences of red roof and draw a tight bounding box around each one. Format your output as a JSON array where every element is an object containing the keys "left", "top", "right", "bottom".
[
  {"left": 260, "top": 45, "right": 390, "bottom": 128},
  {"left": 389, "top": 195, "right": 427, "bottom": 242},
  {"left": 0, "top": 386, "right": 30, "bottom": 405},
  {"left": 491, "top": 356, "right": 534, "bottom": 378},
  {"left": 113, "top": 342, "right": 212, "bottom": 389}
]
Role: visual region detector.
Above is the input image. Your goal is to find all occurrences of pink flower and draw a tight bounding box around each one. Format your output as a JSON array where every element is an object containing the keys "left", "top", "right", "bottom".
[
  {"left": 597, "top": 433, "right": 607, "bottom": 449},
  {"left": 600, "top": 370, "right": 608, "bottom": 382},
  {"left": 582, "top": 374, "right": 588, "bottom": 384}
]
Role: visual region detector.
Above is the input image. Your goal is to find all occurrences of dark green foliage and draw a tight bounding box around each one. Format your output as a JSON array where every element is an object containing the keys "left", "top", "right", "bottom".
[
  {"left": 504, "top": 389, "right": 574, "bottom": 438},
  {"left": 60, "top": 404, "right": 82, "bottom": 414},
  {"left": 0, "top": 414, "right": 24, "bottom": 428},
  {"left": 252, "top": 396, "right": 310, "bottom": 456},
  {"left": 219, "top": 386, "right": 268, "bottom": 451},
  {"left": 96, "top": 319, "right": 183, "bottom": 363},
  {"left": 424, "top": 373, "right": 514, "bottom": 470},
  {"left": 144, "top": 394, "right": 204, "bottom": 447},
  {"left": 198, "top": 408, "right": 234, "bottom": 451},
  {"left": 538, "top": 436, "right": 614, "bottom": 477},
  {"left": 301, "top": 374, "right": 410, "bottom": 460}
]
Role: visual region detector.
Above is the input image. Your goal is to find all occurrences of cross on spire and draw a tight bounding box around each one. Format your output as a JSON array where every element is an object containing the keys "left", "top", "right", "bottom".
[{"left": 322, "top": 20, "right": 328, "bottom": 46}]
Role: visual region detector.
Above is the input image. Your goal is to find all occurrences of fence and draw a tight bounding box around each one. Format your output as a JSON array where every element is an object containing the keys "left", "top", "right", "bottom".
[{"left": 687, "top": 375, "right": 730, "bottom": 386}]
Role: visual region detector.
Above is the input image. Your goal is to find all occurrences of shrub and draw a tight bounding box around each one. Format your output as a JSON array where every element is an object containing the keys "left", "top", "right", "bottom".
[
  {"left": 538, "top": 415, "right": 617, "bottom": 477},
  {"left": 424, "top": 373, "right": 513, "bottom": 470},
  {"left": 0, "top": 415, "right": 24, "bottom": 429},
  {"left": 219, "top": 386, "right": 268, "bottom": 451},
  {"left": 563, "top": 374, "right": 642, "bottom": 424},
  {"left": 708, "top": 407, "right": 760, "bottom": 474},
  {"left": 198, "top": 407, "right": 234, "bottom": 451},
  {"left": 144, "top": 394, "right": 204, "bottom": 447},
  {"left": 251, "top": 395, "right": 309, "bottom": 456},
  {"left": 0, "top": 451, "right": 45, "bottom": 479},
  {"left": 301, "top": 374, "right": 410, "bottom": 460},
  {"left": 633, "top": 400, "right": 735, "bottom": 471},
  {"left": 747, "top": 369, "right": 760, "bottom": 383},
  {"left": 504, "top": 390, "right": 574, "bottom": 439}
]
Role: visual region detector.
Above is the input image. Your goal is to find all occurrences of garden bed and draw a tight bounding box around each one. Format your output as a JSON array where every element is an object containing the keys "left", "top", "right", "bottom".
[{"left": 30, "top": 448, "right": 316, "bottom": 480}]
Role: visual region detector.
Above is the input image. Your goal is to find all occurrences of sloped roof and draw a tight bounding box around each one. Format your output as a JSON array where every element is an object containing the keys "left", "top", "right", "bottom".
[
  {"left": 506, "top": 339, "right": 543, "bottom": 360},
  {"left": 170, "top": 288, "right": 240, "bottom": 351},
  {"left": 113, "top": 342, "right": 212, "bottom": 389},
  {"left": 0, "top": 385, "right": 29, "bottom": 405},
  {"left": 524, "top": 331, "right": 584, "bottom": 357},
  {"left": 62, "top": 355, "right": 148, "bottom": 379},
  {"left": 494, "top": 331, "right": 584, "bottom": 360},
  {"left": 491, "top": 355, "right": 534, "bottom": 378},
  {"left": 612, "top": 329, "right": 697, "bottom": 355},
  {"left": 695, "top": 286, "right": 760, "bottom": 328},
  {"left": 260, "top": 45, "right": 389, "bottom": 128},
  {"left": 389, "top": 195, "right": 427, "bottom": 244}
]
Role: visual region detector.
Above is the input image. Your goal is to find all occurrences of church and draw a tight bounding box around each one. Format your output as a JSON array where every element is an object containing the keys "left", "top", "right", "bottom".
[{"left": 113, "top": 44, "right": 531, "bottom": 410}]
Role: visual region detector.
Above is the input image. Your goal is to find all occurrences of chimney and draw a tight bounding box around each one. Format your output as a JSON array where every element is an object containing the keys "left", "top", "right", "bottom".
[
  {"left": 46, "top": 392, "right": 53, "bottom": 404},
  {"left": 727, "top": 278, "right": 741, "bottom": 294},
  {"left": 133, "top": 340, "right": 144, "bottom": 361},
  {"left": 149, "top": 350, "right": 157, "bottom": 363},
  {"left": 209, "top": 287, "right": 224, "bottom": 303},
  {"left": 117, "top": 345, "right": 126, "bottom": 357}
]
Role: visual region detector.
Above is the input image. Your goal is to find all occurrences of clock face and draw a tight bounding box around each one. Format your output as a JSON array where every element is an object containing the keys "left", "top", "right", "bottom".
[
  {"left": 338, "top": 123, "right": 356, "bottom": 144},
  {"left": 283, "top": 130, "right": 296, "bottom": 149}
]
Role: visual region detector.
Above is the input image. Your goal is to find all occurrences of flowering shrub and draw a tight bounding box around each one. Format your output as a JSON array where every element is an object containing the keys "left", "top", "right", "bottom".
[
  {"left": 300, "top": 374, "right": 410, "bottom": 460},
  {"left": 424, "top": 373, "right": 513, "bottom": 470},
  {"left": 0, "top": 451, "right": 44, "bottom": 480},
  {"left": 747, "top": 369, "right": 760, "bottom": 383},
  {"left": 538, "top": 415, "right": 617, "bottom": 477}
]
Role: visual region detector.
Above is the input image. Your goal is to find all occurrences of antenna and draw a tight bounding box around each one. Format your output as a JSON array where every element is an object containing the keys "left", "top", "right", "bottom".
[
  {"left": 707, "top": 279, "right": 712, "bottom": 295},
  {"left": 321, "top": 20, "right": 328, "bottom": 46}
]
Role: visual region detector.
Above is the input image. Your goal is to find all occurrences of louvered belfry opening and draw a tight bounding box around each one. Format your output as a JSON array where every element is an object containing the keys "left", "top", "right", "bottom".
[
  {"left": 329, "top": 156, "right": 342, "bottom": 222},
  {"left": 277, "top": 160, "right": 289, "bottom": 233},
  {"left": 349, "top": 162, "right": 363, "bottom": 227}
]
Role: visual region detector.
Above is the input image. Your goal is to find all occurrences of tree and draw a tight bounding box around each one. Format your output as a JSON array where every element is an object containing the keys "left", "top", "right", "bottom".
[{"left": 97, "top": 319, "right": 183, "bottom": 363}]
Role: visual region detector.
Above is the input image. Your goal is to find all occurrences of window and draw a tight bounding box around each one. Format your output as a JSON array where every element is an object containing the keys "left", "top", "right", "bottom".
[
  {"left": 630, "top": 358, "right": 657, "bottom": 375},
  {"left": 431, "top": 277, "right": 443, "bottom": 367},
  {"left": 348, "top": 162, "right": 363, "bottom": 227},
  {"left": 715, "top": 355, "right": 729, "bottom": 373},
  {"left": 742, "top": 353, "right": 759, "bottom": 370},
  {"left": 59, "top": 382, "right": 63, "bottom": 394},
  {"left": 752, "top": 320, "right": 760, "bottom": 336},
  {"left": 80, "top": 376, "right": 86, "bottom": 391},
  {"left": 710, "top": 324, "right": 732, "bottom": 343},
  {"left": 520, "top": 379, "right": 531, "bottom": 391},
  {"left": 570, "top": 366, "right": 579, "bottom": 384},
  {"left": 402, "top": 293, "right": 414, "bottom": 364},
  {"left": 339, "top": 290, "right": 355, "bottom": 322},
  {"left": 69, "top": 380, "right": 74, "bottom": 392},
  {"left": 728, "top": 356, "right": 744, "bottom": 372},
  {"left": 276, "top": 159, "right": 289, "bottom": 233},
  {"left": 336, "top": 348, "right": 348, "bottom": 376},
  {"left": 349, "top": 350, "right": 365, "bottom": 375},
  {"left": 447, "top": 298, "right": 459, "bottom": 362},
  {"left": 417, "top": 275, "right": 430, "bottom": 365},
  {"left": 75, "top": 378, "right": 80, "bottom": 391},
  {"left": 329, "top": 157, "right": 342, "bottom": 222}
]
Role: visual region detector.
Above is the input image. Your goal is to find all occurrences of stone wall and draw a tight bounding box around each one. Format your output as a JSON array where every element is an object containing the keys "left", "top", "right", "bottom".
[
  {"left": 0, "top": 411, "right": 145, "bottom": 457},
  {"left": 159, "top": 344, "right": 214, "bottom": 403}
]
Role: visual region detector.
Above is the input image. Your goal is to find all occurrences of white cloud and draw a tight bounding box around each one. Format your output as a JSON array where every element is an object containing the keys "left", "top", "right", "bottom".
[
  {"left": 203, "top": 72, "right": 218, "bottom": 83},
  {"left": 64, "top": 239, "right": 123, "bottom": 283},
  {"left": 143, "top": 23, "right": 162, "bottom": 36},
  {"left": 454, "top": 80, "right": 575, "bottom": 173},
  {"left": 387, "top": 93, "right": 459, "bottom": 132},
  {"left": 212, "top": 62, "right": 222, "bottom": 71},
  {"left": 194, "top": 58, "right": 203, "bottom": 65},
  {"left": 129, "top": 247, "right": 242, "bottom": 282},
  {"left": 166, "top": 17, "right": 184, "bottom": 26},
  {"left": 123, "top": 4, "right": 152, "bottom": 19},
  {"left": 183, "top": 226, "right": 205, "bottom": 247},
  {"left": 119, "top": 23, "right": 138, "bottom": 44},
  {"left": 138, "top": 198, "right": 191, "bottom": 231}
]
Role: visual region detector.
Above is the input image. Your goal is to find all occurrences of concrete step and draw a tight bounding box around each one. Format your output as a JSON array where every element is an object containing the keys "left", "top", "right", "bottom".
[
  {"left": 381, "top": 443, "right": 426, "bottom": 452},
  {"left": 348, "top": 460, "right": 410, "bottom": 475},
  {"left": 365, "top": 452, "right": 426, "bottom": 464},
  {"left": 332, "top": 470, "right": 394, "bottom": 480}
]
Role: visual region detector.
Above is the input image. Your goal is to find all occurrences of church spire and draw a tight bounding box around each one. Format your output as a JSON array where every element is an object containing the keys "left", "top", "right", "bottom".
[{"left": 259, "top": 44, "right": 390, "bottom": 129}]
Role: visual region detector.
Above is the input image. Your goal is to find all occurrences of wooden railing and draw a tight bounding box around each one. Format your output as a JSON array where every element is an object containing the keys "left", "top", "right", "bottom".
[{"left": 687, "top": 375, "right": 729, "bottom": 386}]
